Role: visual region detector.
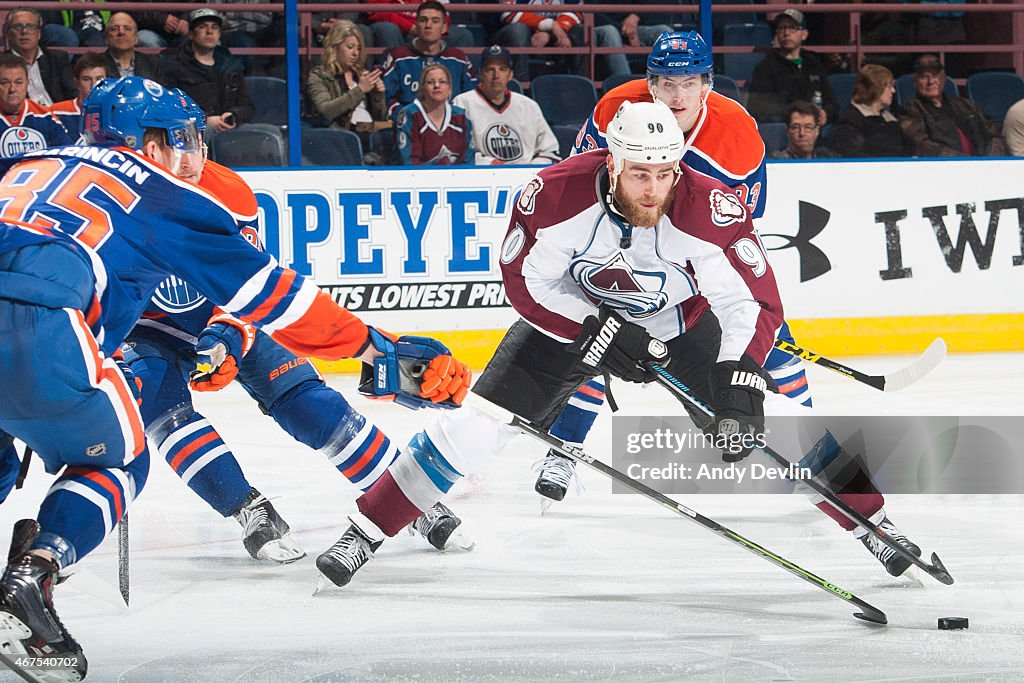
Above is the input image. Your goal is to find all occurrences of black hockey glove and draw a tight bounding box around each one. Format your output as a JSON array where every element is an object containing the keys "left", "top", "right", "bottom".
[
  {"left": 569, "top": 308, "right": 668, "bottom": 383},
  {"left": 709, "top": 355, "right": 768, "bottom": 462}
]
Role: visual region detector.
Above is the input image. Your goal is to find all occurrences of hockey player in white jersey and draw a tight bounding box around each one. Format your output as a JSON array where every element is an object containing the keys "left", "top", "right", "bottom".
[{"left": 452, "top": 46, "right": 560, "bottom": 165}]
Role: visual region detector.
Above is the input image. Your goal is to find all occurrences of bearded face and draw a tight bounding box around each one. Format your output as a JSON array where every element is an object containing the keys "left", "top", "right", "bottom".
[{"left": 610, "top": 158, "right": 679, "bottom": 227}]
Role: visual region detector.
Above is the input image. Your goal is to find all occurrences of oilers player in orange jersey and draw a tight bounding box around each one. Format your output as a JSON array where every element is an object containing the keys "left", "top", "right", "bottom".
[
  {"left": 122, "top": 103, "right": 471, "bottom": 569},
  {"left": 0, "top": 78, "right": 469, "bottom": 679},
  {"left": 533, "top": 32, "right": 811, "bottom": 503}
]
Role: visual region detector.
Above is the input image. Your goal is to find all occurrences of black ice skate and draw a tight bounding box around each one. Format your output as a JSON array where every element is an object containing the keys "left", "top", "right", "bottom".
[
  {"left": 409, "top": 502, "right": 474, "bottom": 551},
  {"left": 315, "top": 515, "right": 384, "bottom": 591},
  {"left": 533, "top": 450, "right": 576, "bottom": 502},
  {"left": 0, "top": 520, "right": 87, "bottom": 682},
  {"left": 233, "top": 488, "right": 305, "bottom": 564},
  {"left": 860, "top": 516, "right": 922, "bottom": 577}
]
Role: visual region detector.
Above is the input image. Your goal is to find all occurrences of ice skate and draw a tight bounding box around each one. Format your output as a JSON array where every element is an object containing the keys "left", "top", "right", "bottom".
[
  {"left": 409, "top": 502, "right": 474, "bottom": 551},
  {"left": 315, "top": 515, "right": 383, "bottom": 592},
  {"left": 532, "top": 450, "right": 579, "bottom": 512},
  {"left": 233, "top": 488, "right": 305, "bottom": 564},
  {"left": 860, "top": 516, "right": 921, "bottom": 577},
  {"left": 0, "top": 520, "right": 87, "bottom": 682}
]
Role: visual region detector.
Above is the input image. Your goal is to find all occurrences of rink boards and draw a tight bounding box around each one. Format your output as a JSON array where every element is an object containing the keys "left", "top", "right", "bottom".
[{"left": 238, "top": 157, "right": 1024, "bottom": 371}]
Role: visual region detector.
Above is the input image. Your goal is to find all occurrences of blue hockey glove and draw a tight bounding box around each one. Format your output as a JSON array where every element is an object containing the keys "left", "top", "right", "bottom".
[
  {"left": 358, "top": 327, "right": 471, "bottom": 410},
  {"left": 189, "top": 317, "right": 254, "bottom": 392}
]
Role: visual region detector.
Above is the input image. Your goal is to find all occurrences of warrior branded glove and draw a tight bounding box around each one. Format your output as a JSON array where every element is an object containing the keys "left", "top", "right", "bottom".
[
  {"left": 709, "top": 355, "right": 768, "bottom": 462},
  {"left": 113, "top": 349, "right": 143, "bottom": 406},
  {"left": 569, "top": 308, "right": 668, "bottom": 383},
  {"left": 189, "top": 316, "right": 256, "bottom": 392},
  {"left": 358, "top": 327, "right": 471, "bottom": 410}
]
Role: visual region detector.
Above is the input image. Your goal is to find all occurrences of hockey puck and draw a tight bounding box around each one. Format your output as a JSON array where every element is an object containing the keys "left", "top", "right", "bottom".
[{"left": 937, "top": 617, "right": 969, "bottom": 630}]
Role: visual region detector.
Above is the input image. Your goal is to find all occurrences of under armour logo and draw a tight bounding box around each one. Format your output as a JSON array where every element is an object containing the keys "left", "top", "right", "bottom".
[{"left": 762, "top": 201, "right": 833, "bottom": 282}]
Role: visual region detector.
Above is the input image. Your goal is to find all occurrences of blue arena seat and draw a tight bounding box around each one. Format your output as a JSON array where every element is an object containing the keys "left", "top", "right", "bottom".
[
  {"left": 300, "top": 128, "right": 364, "bottom": 166},
  {"left": 758, "top": 121, "right": 788, "bottom": 155},
  {"left": 552, "top": 124, "right": 581, "bottom": 160},
  {"left": 244, "top": 76, "right": 288, "bottom": 126},
  {"left": 601, "top": 73, "right": 642, "bottom": 95},
  {"left": 712, "top": 74, "right": 741, "bottom": 102},
  {"left": 530, "top": 74, "right": 598, "bottom": 127},
  {"left": 210, "top": 123, "right": 287, "bottom": 167},
  {"left": 827, "top": 73, "right": 857, "bottom": 115},
  {"left": 721, "top": 22, "right": 772, "bottom": 84},
  {"left": 966, "top": 72, "right": 1024, "bottom": 125}
]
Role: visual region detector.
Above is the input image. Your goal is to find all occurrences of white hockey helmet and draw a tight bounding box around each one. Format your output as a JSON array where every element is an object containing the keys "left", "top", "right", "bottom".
[{"left": 605, "top": 100, "right": 685, "bottom": 176}]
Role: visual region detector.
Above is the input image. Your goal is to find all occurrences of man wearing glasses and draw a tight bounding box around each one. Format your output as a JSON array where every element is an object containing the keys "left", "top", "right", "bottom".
[
  {"left": 746, "top": 9, "right": 838, "bottom": 126},
  {"left": 2, "top": 7, "right": 75, "bottom": 106},
  {"left": 770, "top": 100, "right": 839, "bottom": 159}
]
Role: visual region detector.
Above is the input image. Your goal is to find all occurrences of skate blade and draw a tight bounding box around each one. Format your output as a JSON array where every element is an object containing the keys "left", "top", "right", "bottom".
[
  {"left": 256, "top": 534, "right": 307, "bottom": 564},
  {"left": 539, "top": 498, "right": 555, "bottom": 516},
  {"left": 899, "top": 564, "right": 924, "bottom": 587},
  {"left": 0, "top": 611, "right": 32, "bottom": 650},
  {"left": 441, "top": 528, "right": 475, "bottom": 552},
  {"left": 312, "top": 572, "right": 338, "bottom": 596}
]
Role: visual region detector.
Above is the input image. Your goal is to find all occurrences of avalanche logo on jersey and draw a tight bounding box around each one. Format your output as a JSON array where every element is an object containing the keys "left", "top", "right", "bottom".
[
  {"left": 709, "top": 188, "right": 746, "bottom": 227},
  {"left": 153, "top": 274, "right": 207, "bottom": 313},
  {"left": 0, "top": 126, "right": 47, "bottom": 157},
  {"left": 516, "top": 176, "right": 543, "bottom": 215},
  {"left": 483, "top": 123, "right": 524, "bottom": 162},
  {"left": 570, "top": 252, "right": 669, "bottom": 318}
]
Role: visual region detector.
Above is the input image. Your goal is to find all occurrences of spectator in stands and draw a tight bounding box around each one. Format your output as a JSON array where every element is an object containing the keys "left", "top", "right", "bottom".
[
  {"left": 367, "top": 0, "right": 473, "bottom": 49},
  {"left": 133, "top": 3, "right": 190, "bottom": 49},
  {"left": 906, "top": 0, "right": 967, "bottom": 77},
  {"left": 0, "top": 54, "right": 73, "bottom": 157},
  {"left": 898, "top": 54, "right": 1006, "bottom": 157},
  {"left": 39, "top": 4, "right": 108, "bottom": 48},
  {"left": 609, "top": 0, "right": 674, "bottom": 48},
  {"left": 47, "top": 52, "right": 109, "bottom": 142},
  {"left": 453, "top": 46, "right": 560, "bottom": 165},
  {"left": 493, "top": 0, "right": 630, "bottom": 81},
  {"left": 1002, "top": 98, "right": 1024, "bottom": 156},
  {"left": 3, "top": 7, "right": 75, "bottom": 107},
  {"left": 396, "top": 63, "right": 474, "bottom": 164},
  {"left": 303, "top": 2, "right": 373, "bottom": 55},
  {"left": 833, "top": 64, "right": 909, "bottom": 158},
  {"left": 769, "top": 100, "right": 839, "bottom": 159},
  {"left": 103, "top": 12, "right": 163, "bottom": 82},
  {"left": 307, "top": 21, "right": 388, "bottom": 143},
  {"left": 746, "top": 9, "right": 838, "bottom": 125},
  {"left": 381, "top": 1, "right": 475, "bottom": 114},
  {"left": 163, "top": 9, "right": 254, "bottom": 134}
]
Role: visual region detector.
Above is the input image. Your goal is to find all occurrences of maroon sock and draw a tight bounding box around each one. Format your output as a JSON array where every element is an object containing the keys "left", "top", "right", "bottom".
[{"left": 356, "top": 471, "right": 427, "bottom": 536}]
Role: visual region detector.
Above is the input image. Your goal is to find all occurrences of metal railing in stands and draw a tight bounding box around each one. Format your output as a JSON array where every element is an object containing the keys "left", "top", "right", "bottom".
[{"left": 3, "top": 2, "right": 1023, "bottom": 166}]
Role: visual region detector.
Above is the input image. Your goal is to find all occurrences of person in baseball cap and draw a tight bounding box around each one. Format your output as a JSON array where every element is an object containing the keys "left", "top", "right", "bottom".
[
  {"left": 188, "top": 8, "right": 224, "bottom": 31},
  {"left": 772, "top": 8, "right": 806, "bottom": 31},
  {"left": 912, "top": 54, "right": 943, "bottom": 75},
  {"left": 480, "top": 45, "right": 513, "bottom": 70}
]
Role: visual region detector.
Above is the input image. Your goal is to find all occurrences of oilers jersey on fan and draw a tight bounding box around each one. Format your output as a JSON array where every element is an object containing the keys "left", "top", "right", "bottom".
[
  {"left": 0, "top": 145, "right": 369, "bottom": 360},
  {"left": 48, "top": 98, "right": 86, "bottom": 143},
  {"left": 573, "top": 79, "right": 767, "bottom": 218},
  {"left": 0, "top": 99, "right": 73, "bottom": 157}
]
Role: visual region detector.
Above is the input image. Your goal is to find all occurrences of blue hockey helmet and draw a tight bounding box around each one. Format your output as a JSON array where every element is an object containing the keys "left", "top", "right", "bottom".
[
  {"left": 82, "top": 76, "right": 204, "bottom": 152},
  {"left": 647, "top": 31, "right": 713, "bottom": 78}
]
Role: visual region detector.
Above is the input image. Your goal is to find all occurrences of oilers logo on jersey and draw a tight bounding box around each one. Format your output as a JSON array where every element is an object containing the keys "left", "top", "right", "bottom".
[
  {"left": 0, "top": 127, "right": 47, "bottom": 157},
  {"left": 570, "top": 252, "right": 671, "bottom": 318},
  {"left": 483, "top": 123, "right": 524, "bottom": 162},
  {"left": 153, "top": 275, "right": 207, "bottom": 313}
]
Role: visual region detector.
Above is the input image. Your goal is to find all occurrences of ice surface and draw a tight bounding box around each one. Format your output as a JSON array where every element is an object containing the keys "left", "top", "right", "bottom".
[{"left": 2, "top": 352, "right": 1022, "bottom": 681}]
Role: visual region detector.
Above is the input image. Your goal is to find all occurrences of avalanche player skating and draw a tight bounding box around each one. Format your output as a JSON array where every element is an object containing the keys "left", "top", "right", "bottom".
[
  {"left": 534, "top": 30, "right": 814, "bottom": 504},
  {"left": 122, "top": 105, "right": 468, "bottom": 566},
  {"left": 0, "top": 78, "right": 468, "bottom": 680},
  {"left": 310, "top": 101, "right": 924, "bottom": 589}
]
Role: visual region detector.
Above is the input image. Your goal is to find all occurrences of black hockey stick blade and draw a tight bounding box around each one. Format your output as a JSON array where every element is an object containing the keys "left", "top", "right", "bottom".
[
  {"left": 644, "top": 361, "right": 954, "bottom": 586},
  {"left": 510, "top": 417, "right": 888, "bottom": 626},
  {"left": 774, "top": 338, "right": 947, "bottom": 392}
]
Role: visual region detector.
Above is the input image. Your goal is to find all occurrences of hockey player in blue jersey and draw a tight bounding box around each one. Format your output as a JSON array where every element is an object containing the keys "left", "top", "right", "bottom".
[
  {"left": 121, "top": 103, "right": 469, "bottom": 565},
  {"left": 533, "top": 32, "right": 816, "bottom": 504},
  {"left": 0, "top": 78, "right": 470, "bottom": 679}
]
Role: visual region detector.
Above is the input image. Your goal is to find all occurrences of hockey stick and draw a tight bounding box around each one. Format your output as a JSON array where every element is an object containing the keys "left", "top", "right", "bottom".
[
  {"left": 117, "top": 515, "right": 129, "bottom": 606},
  {"left": 774, "top": 338, "right": 947, "bottom": 392},
  {"left": 511, "top": 416, "right": 888, "bottom": 625},
  {"left": 643, "top": 361, "right": 955, "bottom": 586}
]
